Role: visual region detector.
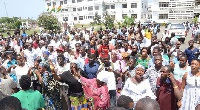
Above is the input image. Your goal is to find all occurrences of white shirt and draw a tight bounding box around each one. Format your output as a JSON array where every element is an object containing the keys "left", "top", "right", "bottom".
[
  {"left": 12, "top": 64, "right": 29, "bottom": 88},
  {"left": 121, "top": 78, "right": 156, "bottom": 105},
  {"left": 23, "top": 49, "right": 37, "bottom": 66}
]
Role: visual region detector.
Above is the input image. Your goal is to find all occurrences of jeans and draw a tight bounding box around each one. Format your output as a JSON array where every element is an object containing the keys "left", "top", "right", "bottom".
[{"left": 109, "top": 90, "right": 116, "bottom": 107}]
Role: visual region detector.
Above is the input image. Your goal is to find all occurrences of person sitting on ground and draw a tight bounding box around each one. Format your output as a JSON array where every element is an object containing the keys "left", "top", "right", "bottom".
[
  {"left": 0, "top": 96, "right": 22, "bottom": 110},
  {"left": 135, "top": 97, "right": 160, "bottom": 110},
  {"left": 12, "top": 75, "right": 45, "bottom": 110},
  {"left": 117, "top": 95, "right": 134, "bottom": 110}
]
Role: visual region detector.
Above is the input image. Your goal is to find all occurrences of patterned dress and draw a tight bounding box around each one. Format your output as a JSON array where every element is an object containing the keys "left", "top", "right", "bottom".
[{"left": 39, "top": 71, "right": 61, "bottom": 110}]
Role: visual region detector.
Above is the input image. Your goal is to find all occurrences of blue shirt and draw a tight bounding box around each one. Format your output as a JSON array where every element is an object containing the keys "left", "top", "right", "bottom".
[
  {"left": 84, "top": 63, "right": 99, "bottom": 79},
  {"left": 148, "top": 56, "right": 169, "bottom": 68},
  {"left": 185, "top": 47, "right": 199, "bottom": 65}
]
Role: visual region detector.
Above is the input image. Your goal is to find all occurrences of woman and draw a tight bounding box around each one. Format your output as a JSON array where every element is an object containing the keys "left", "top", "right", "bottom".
[
  {"left": 179, "top": 59, "right": 200, "bottom": 110},
  {"left": 52, "top": 63, "right": 87, "bottom": 110},
  {"left": 136, "top": 47, "right": 150, "bottom": 69},
  {"left": 34, "top": 62, "right": 61, "bottom": 109},
  {"left": 121, "top": 65, "right": 156, "bottom": 106},
  {"left": 79, "top": 70, "right": 110, "bottom": 110}
]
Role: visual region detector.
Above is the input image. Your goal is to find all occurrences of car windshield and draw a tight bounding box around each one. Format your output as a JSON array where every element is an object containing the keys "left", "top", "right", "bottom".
[{"left": 170, "top": 24, "right": 185, "bottom": 29}]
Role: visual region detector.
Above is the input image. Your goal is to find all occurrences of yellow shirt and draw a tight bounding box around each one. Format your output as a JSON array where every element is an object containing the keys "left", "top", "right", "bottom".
[{"left": 145, "top": 32, "right": 152, "bottom": 39}]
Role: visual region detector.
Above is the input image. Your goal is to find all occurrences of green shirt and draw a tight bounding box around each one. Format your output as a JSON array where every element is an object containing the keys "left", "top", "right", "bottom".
[
  {"left": 12, "top": 89, "right": 45, "bottom": 110},
  {"left": 136, "top": 57, "right": 150, "bottom": 69}
]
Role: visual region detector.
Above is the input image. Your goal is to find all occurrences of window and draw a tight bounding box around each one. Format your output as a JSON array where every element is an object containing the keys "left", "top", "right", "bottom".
[
  {"left": 64, "top": 0, "right": 67, "bottom": 4},
  {"left": 72, "top": 0, "right": 76, "bottom": 3},
  {"left": 79, "top": 16, "right": 83, "bottom": 20},
  {"left": 131, "top": 14, "right": 137, "bottom": 18},
  {"left": 105, "top": 5, "right": 110, "bottom": 9},
  {"left": 159, "top": 2, "right": 169, "bottom": 7},
  {"left": 77, "top": 7, "right": 82, "bottom": 11},
  {"left": 88, "top": 16, "right": 94, "bottom": 19},
  {"left": 122, "top": 4, "right": 127, "bottom": 8},
  {"left": 77, "top": 0, "right": 82, "bottom": 2},
  {"left": 74, "top": 17, "right": 77, "bottom": 21},
  {"left": 142, "top": 3, "right": 143, "bottom": 8},
  {"left": 159, "top": 14, "right": 168, "bottom": 19},
  {"left": 53, "top": 2, "right": 56, "bottom": 6},
  {"left": 111, "top": 5, "right": 115, "bottom": 9},
  {"left": 47, "top": 3, "right": 51, "bottom": 6},
  {"left": 63, "top": 17, "right": 68, "bottom": 21},
  {"left": 131, "top": 3, "right": 137, "bottom": 8},
  {"left": 88, "top": 6, "right": 93, "bottom": 11},
  {"left": 122, "top": 14, "right": 127, "bottom": 19},
  {"left": 88, "top": 0, "right": 93, "bottom": 1},
  {"left": 73, "top": 8, "right": 76, "bottom": 11},
  {"left": 60, "top": 1, "right": 63, "bottom": 5},
  {"left": 62, "top": 9, "right": 68, "bottom": 11},
  {"left": 95, "top": 6, "right": 99, "bottom": 10}
]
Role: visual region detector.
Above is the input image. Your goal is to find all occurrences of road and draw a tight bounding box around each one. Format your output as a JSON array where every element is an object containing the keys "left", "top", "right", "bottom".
[{"left": 157, "top": 26, "right": 200, "bottom": 51}]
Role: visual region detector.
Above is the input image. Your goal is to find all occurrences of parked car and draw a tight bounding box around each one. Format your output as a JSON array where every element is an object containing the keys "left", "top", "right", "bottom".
[{"left": 166, "top": 23, "right": 187, "bottom": 43}]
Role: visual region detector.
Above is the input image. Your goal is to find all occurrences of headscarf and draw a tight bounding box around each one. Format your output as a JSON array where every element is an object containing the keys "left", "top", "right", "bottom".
[
  {"left": 134, "top": 64, "right": 145, "bottom": 71},
  {"left": 97, "top": 71, "right": 108, "bottom": 84}
]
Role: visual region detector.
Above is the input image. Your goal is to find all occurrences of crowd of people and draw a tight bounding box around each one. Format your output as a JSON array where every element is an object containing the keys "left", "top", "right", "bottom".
[{"left": 0, "top": 22, "right": 200, "bottom": 110}]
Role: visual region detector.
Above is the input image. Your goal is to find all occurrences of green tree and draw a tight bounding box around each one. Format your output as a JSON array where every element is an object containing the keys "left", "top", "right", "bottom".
[
  {"left": 0, "top": 17, "right": 22, "bottom": 30},
  {"left": 37, "top": 13, "right": 61, "bottom": 32},
  {"left": 193, "top": 17, "right": 198, "bottom": 25},
  {"left": 93, "top": 12, "right": 101, "bottom": 25},
  {"left": 122, "top": 16, "right": 135, "bottom": 26},
  {"left": 101, "top": 1, "right": 114, "bottom": 29}
]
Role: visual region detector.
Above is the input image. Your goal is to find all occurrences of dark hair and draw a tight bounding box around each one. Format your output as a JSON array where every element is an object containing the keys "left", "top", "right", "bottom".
[
  {"left": 0, "top": 96, "right": 22, "bottom": 110},
  {"left": 179, "top": 55, "right": 188, "bottom": 61},
  {"left": 19, "top": 75, "right": 31, "bottom": 90},
  {"left": 164, "top": 65, "right": 174, "bottom": 73},
  {"left": 57, "top": 54, "right": 65, "bottom": 60},
  {"left": 117, "top": 95, "right": 134, "bottom": 109},
  {"left": 135, "top": 98, "right": 160, "bottom": 110},
  {"left": 153, "top": 46, "right": 161, "bottom": 52},
  {"left": 192, "top": 59, "right": 200, "bottom": 63}
]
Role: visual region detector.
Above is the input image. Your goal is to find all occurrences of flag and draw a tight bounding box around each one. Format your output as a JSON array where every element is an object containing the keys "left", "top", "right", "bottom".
[
  {"left": 51, "top": 5, "right": 55, "bottom": 12},
  {"left": 47, "top": 6, "right": 49, "bottom": 12},
  {"left": 57, "top": 5, "right": 62, "bottom": 12}
]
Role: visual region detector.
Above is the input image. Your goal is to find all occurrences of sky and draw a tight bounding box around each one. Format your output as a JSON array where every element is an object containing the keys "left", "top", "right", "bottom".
[{"left": 0, "top": 0, "right": 46, "bottom": 20}]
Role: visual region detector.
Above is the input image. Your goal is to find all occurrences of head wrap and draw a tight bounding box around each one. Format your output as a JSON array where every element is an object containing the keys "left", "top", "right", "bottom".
[
  {"left": 134, "top": 64, "right": 145, "bottom": 71},
  {"left": 43, "top": 51, "right": 50, "bottom": 56},
  {"left": 97, "top": 71, "right": 108, "bottom": 83}
]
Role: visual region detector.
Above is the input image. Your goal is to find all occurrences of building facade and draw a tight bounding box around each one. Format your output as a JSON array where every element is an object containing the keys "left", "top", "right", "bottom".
[
  {"left": 151, "top": 0, "right": 197, "bottom": 23},
  {"left": 44, "top": 0, "right": 148, "bottom": 24}
]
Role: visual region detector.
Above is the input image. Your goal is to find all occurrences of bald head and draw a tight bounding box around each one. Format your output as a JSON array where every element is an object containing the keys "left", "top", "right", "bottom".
[{"left": 135, "top": 98, "right": 160, "bottom": 110}]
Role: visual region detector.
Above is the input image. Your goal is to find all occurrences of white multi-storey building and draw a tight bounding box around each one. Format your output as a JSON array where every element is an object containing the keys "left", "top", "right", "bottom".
[
  {"left": 44, "top": 0, "right": 148, "bottom": 24},
  {"left": 151, "top": 0, "right": 197, "bottom": 23}
]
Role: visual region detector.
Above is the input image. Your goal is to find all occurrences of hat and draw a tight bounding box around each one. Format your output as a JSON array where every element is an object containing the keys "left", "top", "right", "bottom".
[
  {"left": 43, "top": 51, "right": 50, "bottom": 56},
  {"left": 56, "top": 47, "right": 64, "bottom": 52},
  {"left": 97, "top": 71, "right": 108, "bottom": 83}
]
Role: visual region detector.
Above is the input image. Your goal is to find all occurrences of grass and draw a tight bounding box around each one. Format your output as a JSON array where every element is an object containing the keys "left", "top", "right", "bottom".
[{"left": 1, "top": 28, "right": 40, "bottom": 37}]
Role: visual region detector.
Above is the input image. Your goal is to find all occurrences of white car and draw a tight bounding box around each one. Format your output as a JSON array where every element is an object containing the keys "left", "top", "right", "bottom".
[{"left": 166, "top": 23, "right": 187, "bottom": 43}]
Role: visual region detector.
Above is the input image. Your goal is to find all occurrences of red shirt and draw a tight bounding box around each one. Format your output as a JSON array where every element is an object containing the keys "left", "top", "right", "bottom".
[
  {"left": 156, "top": 77, "right": 181, "bottom": 110},
  {"left": 98, "top": 45, "right": 109, "bottom": 58}
]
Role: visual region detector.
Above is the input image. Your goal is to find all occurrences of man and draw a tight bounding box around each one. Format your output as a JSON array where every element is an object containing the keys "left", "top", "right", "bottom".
[
  {"left": 12, "top": 75, "right": 45, "bottom": 110},
  {"left": 144, "top": 54, "right": 163, "bottom": 94},
  {"left": 185, "top": 40, "right": 200, "bottom": 65},
  {"left": 135, "top": 98, "right": 160, "bottom": 110},
  {"left": 117, "top": 95, "right": 134, "bottom": 110},
  {"left": 148, "top": 46, "right": 169, "bottom": 68},
  {"left": 156, "top": 65, "right": 182, "bottom": 110},
  {"left": 0, "top": 96, "right": 22, "bottom": 110},
  {"left": 84, "top": 54, "right": 99, "bottom": 79},
  {"left": 170, "top": 33, "right": 178, "bottom": 46},
  {"left": 98, "top": 54, "right": 117, "bottom": 107}
]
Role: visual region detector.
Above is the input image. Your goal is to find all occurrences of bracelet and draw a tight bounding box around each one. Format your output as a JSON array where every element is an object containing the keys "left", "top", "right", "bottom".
[{"left": 173, "top": 86, "right": 178, "bottom": 89}]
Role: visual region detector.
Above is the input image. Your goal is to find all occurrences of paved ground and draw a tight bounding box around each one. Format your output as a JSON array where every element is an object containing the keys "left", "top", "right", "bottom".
[{"left": 157, "top": 26, "right": 200, "bottom": 51}]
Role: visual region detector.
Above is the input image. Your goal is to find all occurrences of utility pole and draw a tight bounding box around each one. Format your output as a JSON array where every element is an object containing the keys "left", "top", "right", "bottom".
[{"left": 4, "top": 2, "right": 8, "bottom": 17}]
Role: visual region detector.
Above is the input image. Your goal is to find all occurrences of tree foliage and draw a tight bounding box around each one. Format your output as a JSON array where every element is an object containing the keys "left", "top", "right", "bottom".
[
  {"left": 193, "top": 17, "right": 198, "bottom": 24},
  {"left": 102, "top": 1, "right": 114, "bottom": 29},
  {"left": 37, "top": 13, "right": 61, "bottom": 32},
  {"left": 122, "top": 16, "right": 135, "bottom": 26},
  {"left": 0, "top": 17, "right": 22, "bottom": 29},
  {"left": 93, "top": 12, "right": 101, "bottom": 25}
]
